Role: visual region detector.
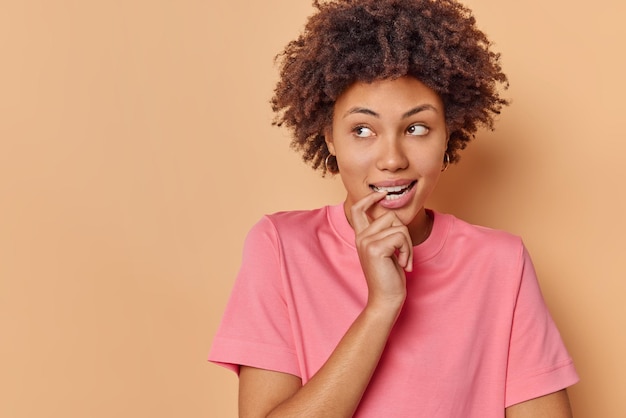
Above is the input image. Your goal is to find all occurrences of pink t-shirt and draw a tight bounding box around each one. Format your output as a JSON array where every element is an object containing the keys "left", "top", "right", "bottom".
[{"left": 209, "top": 205, "right": 578, "bottom": 416}]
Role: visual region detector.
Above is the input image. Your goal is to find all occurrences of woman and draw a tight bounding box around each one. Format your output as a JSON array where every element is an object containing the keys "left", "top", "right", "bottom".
[{"left": 209, "top": 0, "right": 579, "bottom": 416}]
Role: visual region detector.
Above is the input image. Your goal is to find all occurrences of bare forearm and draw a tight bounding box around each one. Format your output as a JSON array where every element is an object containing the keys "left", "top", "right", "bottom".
[
  {"left": 266, "top": 304, "right": 400, "bottom": 418},
  {"left": 505, "top": 390, "right": 573, "bottom": 418}
]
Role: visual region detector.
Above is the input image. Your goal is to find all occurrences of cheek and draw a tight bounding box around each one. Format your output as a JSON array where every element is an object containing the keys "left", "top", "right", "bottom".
[
  {"left": 336, "top": 157, "right": 373, "bottom": 197},
  {"left": 336, "top": 149, "right": 370, "bottom": 175},
  {"left": 424, "top": 156, "right": 445, "bottom": 175},
  {"left": 410, "top": 146, "right": 446, "bottom": 173}
]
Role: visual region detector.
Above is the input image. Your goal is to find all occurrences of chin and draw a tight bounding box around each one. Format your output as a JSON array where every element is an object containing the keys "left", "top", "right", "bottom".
[{"left": 398, "top": 209, "right": 423, "bottom": 226}]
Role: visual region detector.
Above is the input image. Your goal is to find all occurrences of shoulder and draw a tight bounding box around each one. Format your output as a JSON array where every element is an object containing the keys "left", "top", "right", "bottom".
[
  {"left": 241, "top": 206, "right": 337, "bottom": 268},
  {"left": 247, "top": 206, "right": 332, "bottom": 243},
  {"left": 432, "top": 212, "right": 534, "bottom": 291},
  {"left": 265, "top": 206, "right": 331, "bottom": 233},
  {"left": 444, "top": 212, "right": 521, "bottom": 244},
  {"left": 437, "top": 211, "right": 525, "bottom": 258}
]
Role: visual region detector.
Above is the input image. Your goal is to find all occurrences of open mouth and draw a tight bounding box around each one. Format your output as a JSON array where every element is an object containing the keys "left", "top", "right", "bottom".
[{"left": 369, "top": 181, "right": 417, "bottom": 200}]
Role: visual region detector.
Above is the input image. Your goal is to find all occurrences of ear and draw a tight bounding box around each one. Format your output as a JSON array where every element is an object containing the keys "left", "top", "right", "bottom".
[{"left": 324, "top": 127, "right": 336, "bottom": 156}]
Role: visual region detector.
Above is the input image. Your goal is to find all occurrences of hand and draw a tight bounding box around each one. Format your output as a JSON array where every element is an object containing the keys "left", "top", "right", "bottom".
[{"left": 350, "top": 192, "right": 413, "bottom": 311}]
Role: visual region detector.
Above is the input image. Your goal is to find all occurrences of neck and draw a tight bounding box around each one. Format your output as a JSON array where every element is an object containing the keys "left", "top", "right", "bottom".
[{"left": 408, "top": 209, "right": 432, "bottom": 246}]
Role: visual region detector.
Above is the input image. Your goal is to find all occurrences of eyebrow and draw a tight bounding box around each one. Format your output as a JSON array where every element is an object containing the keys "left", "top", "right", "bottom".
[{"left": 343, "top": 104, "right": 439, "bottom": 119}]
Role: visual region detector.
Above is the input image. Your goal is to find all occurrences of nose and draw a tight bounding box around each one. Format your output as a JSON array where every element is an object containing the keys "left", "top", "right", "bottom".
[{"left": 376, "top": 136, "right": 409, "bottom": 172}]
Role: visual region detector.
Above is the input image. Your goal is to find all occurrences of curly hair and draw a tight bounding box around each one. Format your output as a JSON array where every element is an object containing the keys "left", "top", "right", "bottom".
[{"left": 271, "top": 0, "right": 509, "bottom": 175}]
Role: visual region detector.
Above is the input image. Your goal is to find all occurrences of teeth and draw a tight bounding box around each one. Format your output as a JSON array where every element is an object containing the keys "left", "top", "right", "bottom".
[
  {"left": 373, "top": 184, "right": 410, "bottom": 193},
  {"left": 370, "top": 182, "right": 415, "bottom": 200},
  {"left": 384, "top": 191, "right": 407, "bottom": 200}
]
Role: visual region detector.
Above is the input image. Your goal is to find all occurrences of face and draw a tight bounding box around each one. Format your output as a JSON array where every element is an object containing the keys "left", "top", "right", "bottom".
[{"left": 325, "top": 76, "right": 448, "bottom": 240}]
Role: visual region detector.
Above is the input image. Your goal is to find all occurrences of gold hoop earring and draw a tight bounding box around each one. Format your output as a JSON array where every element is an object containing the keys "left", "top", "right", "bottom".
[
  {"left": 325, "top": 154, "right": 335, "bottom": 173},
  {"left": 441, "top": 152, "right": 450, "bottom": 172}
]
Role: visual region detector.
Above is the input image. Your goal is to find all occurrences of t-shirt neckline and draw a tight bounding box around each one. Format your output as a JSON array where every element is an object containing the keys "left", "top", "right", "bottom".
[{"left": 327, "top": 203, "right": 449, "bottom": 263}]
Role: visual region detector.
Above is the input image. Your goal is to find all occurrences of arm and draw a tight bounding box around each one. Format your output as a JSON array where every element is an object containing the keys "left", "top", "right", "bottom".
[
  {"left": 239, "top": 305, "right": 400, "bottom": 418},
  {"left": 505, "top": 389, "right": 573, "bottom": 418},
  {"left": 239, "top": 192, "right": 412, "bottom": 418}
]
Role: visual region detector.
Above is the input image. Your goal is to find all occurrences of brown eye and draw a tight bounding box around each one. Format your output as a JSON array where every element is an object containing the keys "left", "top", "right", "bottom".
[
  {"left": 407, "top": 124, "right": 429, "bottom": 136},
  {"left": 353, "top": 126, "right": 374, "bottom": 138}
]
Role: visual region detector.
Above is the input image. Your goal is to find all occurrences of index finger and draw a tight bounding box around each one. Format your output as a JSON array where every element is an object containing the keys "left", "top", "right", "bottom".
[{"left": 350, "top": 191, "right": 387, "bottom": 233}]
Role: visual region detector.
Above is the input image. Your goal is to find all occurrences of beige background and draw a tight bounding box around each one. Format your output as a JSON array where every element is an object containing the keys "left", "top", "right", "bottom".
[{"left": 1, "top": 0, "right": 624, "bottom": 417}]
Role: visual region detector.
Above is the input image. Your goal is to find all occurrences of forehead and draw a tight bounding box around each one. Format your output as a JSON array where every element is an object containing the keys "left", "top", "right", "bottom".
[{"left": 333, "top": 76, "right": 444, "bottom": 116}]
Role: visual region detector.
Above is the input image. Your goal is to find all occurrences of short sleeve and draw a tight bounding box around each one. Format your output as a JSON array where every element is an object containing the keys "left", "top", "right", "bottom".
[
  {"left": 504, "top": 245, "right": 579, "bottom": 407},
  {"left": 208, "top": 216, "right": 300, "bottom": 377}
]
